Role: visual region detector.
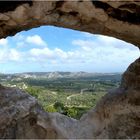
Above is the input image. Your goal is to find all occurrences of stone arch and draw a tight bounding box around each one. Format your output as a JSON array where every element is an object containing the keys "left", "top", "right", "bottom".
[
  {"left": 0, "top": 1, "right": 140, "bottom": 139},
  {"left": 0, "top": 1, "right": 140, "bottom": 47}
]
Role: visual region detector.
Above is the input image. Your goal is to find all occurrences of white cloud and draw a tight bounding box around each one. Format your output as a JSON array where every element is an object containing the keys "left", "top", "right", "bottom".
[
  {"left": 9, "top": 49, "right": 21, "bottom": 61},
  {"left": 26, "top": 35, "right": 47, "bottom": 47},
  {"left": 0, "top": 47, "right": 21, "bottom": 62},
  {"left": 72, "top": 40, "right": 95, "bottom": 51},
  {"left": 0, "top": 38, "right": 8, "bottom": 47},
  {"left": 0, "top": 33, "right": 139, "bottom": 73},
  {"left": 0, "top": 37, "right": 22, "bottom": 63},
  {"left": 0, "top": 35, "right": 48, "bottom": 63},
  {"left": 54, "top": 48, "right": 68, "bottom": 59},
  {"left": 30, "top": 47, "right": 54, "bottom": 59},
  {"left": 26, "top": 35, "right": 139, "bottom": 72},
  {"left": 71, "top": 35, "right": 140, "bottom": 71}
]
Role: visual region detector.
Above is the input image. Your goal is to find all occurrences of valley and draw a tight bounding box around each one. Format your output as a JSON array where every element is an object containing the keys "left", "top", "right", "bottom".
[{"left": 0, "top": 72, "right": 121, "bottom": 119}]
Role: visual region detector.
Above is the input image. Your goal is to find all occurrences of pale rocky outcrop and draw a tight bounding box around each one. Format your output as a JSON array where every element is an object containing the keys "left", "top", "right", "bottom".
[{"left": 0, "top": 1, "right": 140, "bottom": 139}]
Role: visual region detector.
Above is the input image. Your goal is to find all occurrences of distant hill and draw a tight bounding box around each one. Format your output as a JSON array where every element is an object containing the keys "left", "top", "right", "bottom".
[{"left": 0, "top": 72, "right": 122, "bottom": 82}]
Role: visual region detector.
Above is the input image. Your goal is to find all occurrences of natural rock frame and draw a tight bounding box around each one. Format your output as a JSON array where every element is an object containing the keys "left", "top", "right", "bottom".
[{"left": 0, "top": 1, "right": 140, "bottom": 139}]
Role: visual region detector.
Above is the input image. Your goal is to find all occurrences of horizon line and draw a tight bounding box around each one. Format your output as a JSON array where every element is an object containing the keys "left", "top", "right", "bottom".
[{"left": 0, "top": 71, "right": 123, "bottom": 75}]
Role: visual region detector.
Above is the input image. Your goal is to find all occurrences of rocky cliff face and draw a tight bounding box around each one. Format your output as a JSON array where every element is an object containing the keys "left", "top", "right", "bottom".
[{"left": 0, "top": 1, "right": 140, "bottom": 139}]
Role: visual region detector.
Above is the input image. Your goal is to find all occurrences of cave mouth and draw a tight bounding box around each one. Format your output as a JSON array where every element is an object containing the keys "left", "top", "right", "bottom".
[{"left": 0, "top": 25, "right": 139, "bottom": 119}]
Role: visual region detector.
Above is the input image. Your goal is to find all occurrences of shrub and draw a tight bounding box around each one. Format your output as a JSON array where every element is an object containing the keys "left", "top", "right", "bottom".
[
  {"left": 67, "top": 108, "right": 78, "bottom": 118},
  {"left": 44, "top": 105, "right": 57, "bottom": 113}
]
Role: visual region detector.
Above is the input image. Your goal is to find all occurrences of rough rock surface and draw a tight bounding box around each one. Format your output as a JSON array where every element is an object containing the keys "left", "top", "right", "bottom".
[
  {"left": 121, "top": 58, "right": 140, "bottom": 90},
  {"left": 0, "top": 76, "right": 140, "bottom": 139},
  {"left": 0, "top": 1, "right": 140, "bottom": 47},
  {"left": 0, "top": 85, "right": 81, "bottom": 139},
  {"left": 0, "top": 1, "right": 140, "bottom": 139}
]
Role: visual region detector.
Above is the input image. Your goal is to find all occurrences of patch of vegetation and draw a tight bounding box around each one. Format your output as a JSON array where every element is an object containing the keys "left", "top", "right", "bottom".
[{"left": 0, "top": 73, "right": 121, "bottom": 119}]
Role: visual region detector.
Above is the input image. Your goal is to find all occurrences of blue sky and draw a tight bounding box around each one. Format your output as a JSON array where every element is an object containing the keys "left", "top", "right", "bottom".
[{"left": 0, "top": 25, "right": 139, "bottom": 73}]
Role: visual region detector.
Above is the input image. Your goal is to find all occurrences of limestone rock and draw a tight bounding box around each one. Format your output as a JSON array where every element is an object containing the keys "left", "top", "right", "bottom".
[
  {"left": 0, "top": 82, "right": 140, "bottom": 139},
  {"left": 0, "top": 1, "right": 139, "bottom": 46},
  {"left": 121, "top": 58, "right": 140, "bottom": 89},
  {"left": 0, "top": 1, "right": 140, "bottom": 139},
  {"left": 0, "top": 86, "right": 77, "bottom": 139}
]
